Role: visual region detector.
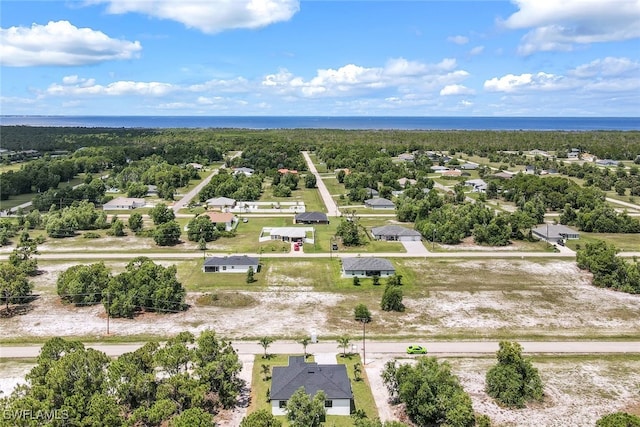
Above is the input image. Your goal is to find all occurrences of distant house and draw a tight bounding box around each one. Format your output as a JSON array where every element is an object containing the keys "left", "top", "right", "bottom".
[
  {"left": 278, "top": 168, "right": 298, "bottom": 174},
  {"left": 431, "top": 166, "right": 449, "bottom": 172},
  {"left": 459, "top": 163, "right": 478, "bottom": 170},
  {"left": 568, "top": 149, "right": 580, "bottom": 159},
  {"left": 206, "top": 197, "right": 236, "bottom": 211},
  {"left": 147, "top": 184, "right": 158, "bottom": 196},
  {"left": 203, "top": 255, "right": 259, "bottom": 273},
  {"left": 259, "top": 227, "right": 314, "bottom": 243},
  {"left": 364, "top": 198, "right": 395, "bottom": 210},
  {"left": 201, "top": 212, "right": 236, "bottom": 231},
  {"left": 582, "top": 153, "right": 597, "bottom": 162},
  {"left": 102, "top": 197, "right": 146, "bottom": 210},
  {"left": 397, "top": 177, "right": 417, "bottom": 188},
  {"left": 524, "top": 165, "right": 536, "bottom": 175},
  {"left": 397, "top": 153, "right": 415, "bottom": 162},
  {"left": 596, "top": 159, "right": 619, "bottom": 166},
  {"left": 233, "top": 167, "right": 254, "bottom": 177},
  {"left": 295, "top": 212, "right": 329, "bottom": 224},
  {"left": 529, "top": 149, "right": 549, "bottom": 157},
  {"left": 465, "top": 179, "right": 487, "bottom": 193},
  {"left": 532, "top": 224, "right": 580, "bottom": 243},
  {"left": 187, "top": 162, "right": 203, "bottom": 170},
  {"left": 442, "top": 169, "right": 462, "bottom": 177},
  {"left": 342, "top": 257, "right": 395, "bottom": 277},
  {"left": 371, "top": 225, "right": 422, "bottom": 242},
  {"left": 492, "top": 172, "right": 514, "bottom": 180},
  {"left": 364, "top": 187, "right": 379, "bottom": 198},
  {"left": 270, "top": 356, "right": 353, "bottom": 416}
]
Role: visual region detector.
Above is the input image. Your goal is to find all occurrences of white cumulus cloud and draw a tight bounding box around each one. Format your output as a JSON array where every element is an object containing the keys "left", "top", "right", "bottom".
[
  {"left": 569, "top": 57, "right": 640, "bottom": 78},
  {"left": 0, "top": 20, "right": 141, "bottom": 66},
  {"left": 502, "top": 0, "right": 640, "bottom": 55},
  {"left": 90, "top": 0, "right": 300, "bottom": 34},
  {"left": 447, "top": 35, "right": 469, "bottom": 45},
  {"left": 440, "top": 84, "right": 475, "bottom": 96},
  {"left": 469, "top": 46, "right": 484, "bottom": 56},
  {"left": 484, "top": 72, "right": 564, "bottom": 92},
  {"left": 47, "top": 78, "right": 175, "bottom": 96}
]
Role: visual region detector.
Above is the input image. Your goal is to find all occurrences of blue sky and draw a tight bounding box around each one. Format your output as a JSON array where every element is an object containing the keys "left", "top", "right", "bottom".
[{"left": 1, "top": 0, "right": 639, "bottom": 116}]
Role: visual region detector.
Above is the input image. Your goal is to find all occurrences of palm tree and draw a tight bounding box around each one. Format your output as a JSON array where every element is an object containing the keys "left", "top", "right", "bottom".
[
  {"left": 337, "top": 335, "right": 351, "bottom": 358},
  {"left": 258, "top": 336, "right": 274, "bottom": 359},
  {"left": 299, "top": 337, "right": 311, "bottom": 359}
]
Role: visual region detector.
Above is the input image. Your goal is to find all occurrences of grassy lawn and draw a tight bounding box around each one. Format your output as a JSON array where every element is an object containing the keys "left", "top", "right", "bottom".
[
  {"left": 565, "top": 232, "right": 640, "bottom": 252},
  {"left": 323, "top": 177, "right": 346, "bottom": 197},
  {"left": 246, "top": 353, "right": 376, "bottom": 427},
  {"left": 307, "top": 153, "right": 328, "bottom": 173}
]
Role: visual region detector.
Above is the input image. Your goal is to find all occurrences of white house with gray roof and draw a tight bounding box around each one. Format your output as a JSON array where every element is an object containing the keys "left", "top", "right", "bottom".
[
  {"left": 270, "top": 356, "right": 353, "bottom": 416},
  {"left": 202, "top": 255, "right": 259, "bottom": 273},
  {"left": 342, "top": 257, "right": 395, "bottom": 277},
  {"left": 102, "top": 197, "right": 146, "bottom": 210},
  {"left": 371, "top": 225, "right": 422, "bottom": 242}
]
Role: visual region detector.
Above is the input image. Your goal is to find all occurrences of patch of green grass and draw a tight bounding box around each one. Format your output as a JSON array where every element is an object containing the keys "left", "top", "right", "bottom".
[{"left": 566, "top": 232, "right": 640, "bottom": 252}]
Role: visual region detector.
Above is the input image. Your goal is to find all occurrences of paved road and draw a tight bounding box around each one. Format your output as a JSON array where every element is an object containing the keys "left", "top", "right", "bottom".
[
  {"left": 606, "top": 197, "right": 640, "bottom": 211},
  {"left": 3, "top": 340, "right": 640, "bottom": 359},
  {"left": 302, "top": 151, "right": 340, "bottom": 217}
]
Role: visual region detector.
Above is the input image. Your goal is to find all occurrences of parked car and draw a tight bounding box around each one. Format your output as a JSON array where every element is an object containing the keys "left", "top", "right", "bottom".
[
  {"left": 294, "top": 243, "right": 300, "bottom": 251},
  {"left": 406, "top": 345, "right": 427, "bottom": 354},
  {"left": 332, "top": 243, "right": 339, "bottom": 251}
]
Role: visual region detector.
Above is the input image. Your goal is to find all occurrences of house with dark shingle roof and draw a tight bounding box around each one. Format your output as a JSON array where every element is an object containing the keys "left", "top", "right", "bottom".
[
  {"left": 202, "top": 255, "right": 259, "bottom": 273},
  {"left": 371, "top": 225, "right": 422, "bottom": 242},
  {"left": 295, "top": 212, "right": 329, "bottom": 224},
  {"left": 270, "top": 356, "right": 353, "bottom": 416},
  {"left": 532, "top": 224, "right": 579, "bottom": 243},
  {"left": 364, "top": 198, "right": 395, "bottom": 210},
  {"left": 342, "top": 257, "right": 395, "bottom": 277}
]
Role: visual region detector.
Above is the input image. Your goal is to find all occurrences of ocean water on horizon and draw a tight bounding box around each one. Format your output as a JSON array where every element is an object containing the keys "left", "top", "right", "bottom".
[{"left": 1, "top": 116, "right": 638, "bottom": 131}]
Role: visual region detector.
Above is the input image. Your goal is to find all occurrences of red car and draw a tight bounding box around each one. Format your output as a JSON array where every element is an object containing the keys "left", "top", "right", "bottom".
[{"left": 293, "top": 243, "right": 300, "bottom": 251}]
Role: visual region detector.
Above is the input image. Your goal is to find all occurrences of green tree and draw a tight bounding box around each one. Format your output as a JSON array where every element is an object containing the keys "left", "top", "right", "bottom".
[
  {"left": 381, "top": 284, "right": 404, "bottom": 312},
  {"left": 304, "top": 173, "right": 317, "bottom": 188},
  {"left": 354, "top": 303, "right": 372, "bottom": 323},
  {"left": 336, "top": 218, "right": 363, "bottom": 246},
  {"left": 337, "top": 335, "right": 351, "bottom": 357},
  {"left": 187, "top": 215, "right": 218, "bottom": 242},
  {"left": 298, "top": 337, "right": 311, "bottom": 358},
  {"left": 486, "top": 341, "right": 544, "bottom": 408},
  {"left": 128, "top": 212, "right": 144, "bottom": 232},
  {"left": 596, "top": 412, "right": 640, "bottom": 427},
  {"left": 353, "top": 276, "right": 361, "bottom": 286},
  {"left": 154, "top": 220, "right": 182, "bottom": 246},
  {"left": 272, "top": 183, "right": 292, "bottom": 197},
  {"left": 0, "top": 263, "right": 32, "bottom": 313},
  {"left": 353, "top": 362, "right": 362, "bottom": 381},
  {"left": 241, "top": 409, "right": 283, "bottom": 427},
  {"left": 258, "top": 336, "right": 274, "bottom": 359},
  {"left": 57, "top": 262, "right": 111, "bottom": 306},
  {"left": 110, "top": 218, "right": 125, "bottom": 236},
  {"left": 168, "top": 407, "right": 215, "bottom": 427},
  {"left": 285, "top": 387, "right": 326, "bottom": 427},
  {"left": 382, "top": 356, "right": 474, "bottom": 427},
  {"left": 8, "top": 230, "right": 39, "bottom": 275},
  {"left": 149, "top": 203, "right": 176, "bottom": 225},
  {"left": 246, "top": 266, "right": 256, "bottom": 283}
]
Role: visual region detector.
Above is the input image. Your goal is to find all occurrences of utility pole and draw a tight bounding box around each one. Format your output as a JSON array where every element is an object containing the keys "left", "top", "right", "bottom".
[
  {"left": 361, "top": 318, "right": 366, "bottom": 365},
  {"left": 106, "top": 292, "right": 110, "bottom": 335}
]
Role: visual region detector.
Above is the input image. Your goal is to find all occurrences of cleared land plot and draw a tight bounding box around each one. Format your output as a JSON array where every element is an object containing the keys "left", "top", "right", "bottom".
[{"left": 2, "top": 258, "right": 640, "bottom": 342}]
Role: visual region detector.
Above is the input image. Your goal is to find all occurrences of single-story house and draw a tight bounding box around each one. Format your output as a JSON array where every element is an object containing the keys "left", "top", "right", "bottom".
[
  {"left": 295, "top": 212, "right": 329, "bottom": 224},
  {"left": 342, "top": 257, "right": 396, "bottom": 277},
  {"left": 492, "top": 172, "right": 514, "bottom": 179},
  {"left": 206, "top": 197, "right": 236, "bottom": 211},
  {"left": 567, "top": 149, "right": 580, "bottom": 159},
  {"left": 529, "top": 149, "right": 549, "bottom": 157},
  {"left": 233, "top": 167, "right": 254, "bottom": 177},
  {"left": 270, "top": 356, "right": 353, "bottom": 416},
  {"left": 187, "top": 162, "right": 203, "bottom": 170},
  {"left": 364, "top": 198, "right": 395, "bottom": 210},
  {"left": 596, "top": 159, "right": 620, "bottom": 166},
  {"left": 397, "top": 177, "right": 417, "bottom": 188},
  {"left": 102, "top": 197, "right": 146, "bottom": 210},
  {"left": 397, "top": 153, "right": 415, "bottom": 162},
  {"left": 364, "top": 188, "right": 379, "bottom": 198},
  {"left": 524, "top": 165, "right": 536, "bottom": 175},
  {"left": 532, "top": 224, "right": 580, "bottom": 243},
  {"left": 371, "top": 225, "right": 422, "bottom": 242},
  {"left": 203, "top": 255, "right": 259, "bottom": 273},
  {"left": 431, "top": 166, "right": 449, "bottom": 172},
  {"left": 465, "top": 179, "right": 487, "bottom": 193},
  {"left": 459, "top": 163, "right": 478, "bottom": 170},
  {"left": 278, "top": 168, "right": 298, "bottom": 174},
  {"left": 259, "top": 227, "right": 315, "bottom": 243},
  {"left": 201, "top": 212, "right": 236, "bottom": 231},
  {"left": 442, "top": 169, "right": 462, "bottom": 177}
]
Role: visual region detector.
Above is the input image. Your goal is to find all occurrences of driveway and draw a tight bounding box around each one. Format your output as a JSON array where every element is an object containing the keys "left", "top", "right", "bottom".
[
  {"left": 302, "top": 151, "right": 340, "bottom": 217},
  {"left": 401, "top": 240, "right": 430, "bottom": 255}
]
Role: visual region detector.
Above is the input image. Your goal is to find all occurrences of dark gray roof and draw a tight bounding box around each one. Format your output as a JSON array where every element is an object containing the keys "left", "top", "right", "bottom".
[
  {"left": 203, "top": 255, "right": 259, "bottom": 267},
  {"left": 295, "top": 212, "right": 328, "bottom": 222},
  {"left": 371, "top": 225, "right": 421, "bottom": 237},
  {"left": 270, "top": 356, "right": 353, "bottom": 400},
  {"left": 342, "top": 257, "right": 395, "bottom": 272},
  {"left": 365, "top": 198, "right": 395, "bottom": 207},
  {"left": 532, "top": 224, "right": 579, "bottom": 239}
]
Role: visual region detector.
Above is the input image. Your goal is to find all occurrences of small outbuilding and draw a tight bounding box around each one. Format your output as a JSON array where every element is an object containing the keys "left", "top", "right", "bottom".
[
  {"left": 270, "top": 356, "right": 353, "bottom": 416},
  {"left": 371, "top": 225, "right": 422, "bottom": 242},
  {"left": 342, "top": 257, "right": 395, "bottom": 277},
  {"left": 203, "top": 255, "right": 259, "bottom": 273}
]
